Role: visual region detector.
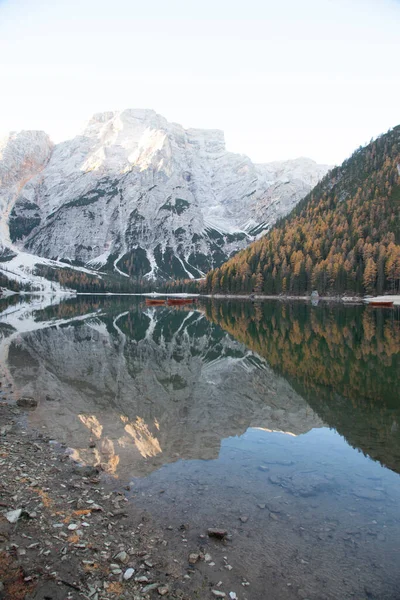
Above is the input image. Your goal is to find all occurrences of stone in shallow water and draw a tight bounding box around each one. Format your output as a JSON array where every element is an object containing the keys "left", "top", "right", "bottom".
[
  {"left": 352, "top": 488, "right": 385, "bottom": 501},
  {"left": 288, "top": 473, "right": 334, "bottom": 497},
  {"left": 16, "top": 397, "right": 38, "bottom": 409},
  {"left": 207, "top": 528, "right": 228, "bottom": 539}
]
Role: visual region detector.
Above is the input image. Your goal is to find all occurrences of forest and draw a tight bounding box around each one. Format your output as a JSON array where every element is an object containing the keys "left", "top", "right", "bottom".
[{"left": 204, "top": 126, "right": 400, "bottom": 296}]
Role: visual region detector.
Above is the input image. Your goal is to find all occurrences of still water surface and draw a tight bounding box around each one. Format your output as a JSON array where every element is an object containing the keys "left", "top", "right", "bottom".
[{"left": 0, "top": 296, "right": 399, "bottom": 599}]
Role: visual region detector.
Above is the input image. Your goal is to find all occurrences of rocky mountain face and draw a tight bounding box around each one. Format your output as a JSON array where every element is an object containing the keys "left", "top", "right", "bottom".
[{"left": 0, "top": 110, "right": 330, "bottom": 279}]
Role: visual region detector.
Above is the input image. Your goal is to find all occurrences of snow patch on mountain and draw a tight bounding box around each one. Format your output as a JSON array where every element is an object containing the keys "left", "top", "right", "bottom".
[{"left": 0, "top": 249, "right": 104, "bottom": 294}]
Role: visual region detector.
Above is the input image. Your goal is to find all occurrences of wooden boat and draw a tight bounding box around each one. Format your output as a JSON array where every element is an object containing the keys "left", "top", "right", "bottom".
[
  {"left": 369, "top": 300, "right": 394, "bottom": 308},
  {"left": 167, "top": 298, "right": 195, "bottom": 306},
  {"left": 145, "top": 298, "right": 166, "bottom": 306}
]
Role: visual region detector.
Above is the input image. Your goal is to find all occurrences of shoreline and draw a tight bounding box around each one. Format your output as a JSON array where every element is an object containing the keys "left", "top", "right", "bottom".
[
  {"left": 201, "top": 293, "right": 360, "bottom": 303},
  {"left": 2, "top": 290, "right": 400, "bottom": 306},
  {"left": 201, "top": 293, "right": 400, "bottom": 305}
]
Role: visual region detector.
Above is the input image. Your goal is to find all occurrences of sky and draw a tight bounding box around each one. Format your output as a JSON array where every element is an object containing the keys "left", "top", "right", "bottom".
[{"left": 0, "top": 0, "right": 399, "bottom": 165}]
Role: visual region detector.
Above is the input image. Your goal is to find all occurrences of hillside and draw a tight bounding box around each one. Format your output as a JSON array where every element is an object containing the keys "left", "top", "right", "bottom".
[{"left": 205, "top": 126, "right": 400, "bottom": 296}]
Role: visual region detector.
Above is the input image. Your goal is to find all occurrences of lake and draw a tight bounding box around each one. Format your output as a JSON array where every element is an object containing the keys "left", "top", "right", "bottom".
[{"left": 1, "top": 295, "right": 400, "bottom": 599}]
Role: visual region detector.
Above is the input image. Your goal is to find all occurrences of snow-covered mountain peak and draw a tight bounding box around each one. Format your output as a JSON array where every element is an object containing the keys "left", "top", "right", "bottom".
[{"left": 80, "top": 109, "right": 227, "bottom": 174}]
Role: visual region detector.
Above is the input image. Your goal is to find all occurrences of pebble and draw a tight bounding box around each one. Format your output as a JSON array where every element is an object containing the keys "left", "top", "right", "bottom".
[
  {"left": 5, "top": 508, "right": 23, "bottom": 523},
  {"left": 229, "top": 594, "right": 238, "bottom": 600},
  {"left": 115, "top": 551, "right": 129, "bottom": 564},
  {"left": 68, "top": 523, "right": 78, "bottom": 530},
  {"left": 142, "top": 583, "right": 160, "bottom": 593},
  {"left": 239, "top": 516, "right": 248, "bottom": 523},
  {"left": 158, "top": 585, "right": 169, "bottom": 596},
  {"left": 212, "top": 591, "right": 226, "bottom": 598},
  {"left": 123, "top": 568, "right": 135, "bottom": 581},
  {"left": 189, "top": 553, "right": 200, "bottom": 565}
]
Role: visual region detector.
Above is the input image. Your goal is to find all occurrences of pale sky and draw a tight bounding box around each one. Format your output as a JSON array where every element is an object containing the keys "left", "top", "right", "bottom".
[{"left": 0, "top": 0, "right": 399, "bottom": 165}]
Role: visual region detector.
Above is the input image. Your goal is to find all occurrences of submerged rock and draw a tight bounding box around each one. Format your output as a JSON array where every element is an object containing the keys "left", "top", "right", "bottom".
[
  {"left": 207, "top": 528, "right": 228, "bottom": 539},
  {"left": 352, "top": 488, "right": 385, "bottom": 501},
  {"left": 16, "top": 396, "right": 38, "bottom": 409}
]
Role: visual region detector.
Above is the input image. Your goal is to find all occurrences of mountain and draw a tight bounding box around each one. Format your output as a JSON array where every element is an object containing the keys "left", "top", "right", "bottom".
[
  {"left": 204, "top": 125, "right": 400, "bottom": 296},
  {"left": 0, "top": 109, "right": 329, "bottom": 281}
]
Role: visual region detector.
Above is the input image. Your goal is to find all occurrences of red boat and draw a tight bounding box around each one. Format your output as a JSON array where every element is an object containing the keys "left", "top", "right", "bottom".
[
  {"left": 145, "top": 298, "right": 166, "bottom": 306},
  {"left": 167, "top": 298, "right": 195, "bottom": 306},
  {"left": 369, "top": 300, "right": 394, "bottom": 308}
]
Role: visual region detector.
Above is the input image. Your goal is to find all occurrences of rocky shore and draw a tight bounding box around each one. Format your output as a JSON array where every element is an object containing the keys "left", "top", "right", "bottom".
[{"left": 0, "top": 402, "right": 242, "bottom": 600}]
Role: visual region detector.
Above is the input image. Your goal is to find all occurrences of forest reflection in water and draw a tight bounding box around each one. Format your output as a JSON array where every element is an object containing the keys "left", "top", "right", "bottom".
[{"left": 204, "top": 299, "right": 400, "bottom": 474}]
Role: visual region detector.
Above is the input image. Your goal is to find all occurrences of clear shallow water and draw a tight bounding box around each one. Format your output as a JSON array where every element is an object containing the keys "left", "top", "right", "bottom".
[{"left": 0, "top": 295, "right": 400, "bottom": 599}]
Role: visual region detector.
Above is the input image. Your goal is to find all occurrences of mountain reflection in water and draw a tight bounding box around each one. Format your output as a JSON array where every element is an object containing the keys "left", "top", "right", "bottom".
[
  {"left": 0, "top": 296, "right": 399, "bottom": 477},
  {"left": 1, "top": 297, "right": 323, "bottom": 476}
]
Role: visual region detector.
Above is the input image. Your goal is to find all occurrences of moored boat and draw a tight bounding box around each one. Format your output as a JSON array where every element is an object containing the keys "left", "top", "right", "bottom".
[
  {"left": 368, "top": 300, "right": 394, "bottom": 308},
  {"left": 167, "top": 298, "right": 195, "bottom": 306},
  {"left": 145, "top": 298, "right": 166, "bottom": 306}
]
